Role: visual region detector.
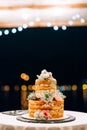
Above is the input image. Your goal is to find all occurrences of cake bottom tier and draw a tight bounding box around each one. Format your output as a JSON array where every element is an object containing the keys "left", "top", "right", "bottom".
[
  {"left": 29, "top": 109, "right": 64, "bottom": 118},
  {"left": 28, "top": 100, "right": 64, "bottom": 119}
]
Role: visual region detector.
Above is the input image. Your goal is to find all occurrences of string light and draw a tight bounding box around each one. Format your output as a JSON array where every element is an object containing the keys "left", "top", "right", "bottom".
[
  {"left": 70, "top": 14, "right": 86, "bottom": 26},
  {"left": 53, "top": 26, "right": 59, "bottom": 31},
  {"left": 80, "top": 18, "right": 85, "bottom": 23},
  {"left": 22, "top": 24, "right": 28, "bottom": 29},
  {"left": 29, "top": 21, "right": 35, "bottom": 26},
  {"left": 0, "top": 0, "right": 86, "bottom": 37},
  {"left": 17, "top": 26, "right": 23, "bottom": 32},
  {"left": 62, "top": 26, "right": 67, "bottom": 30},
  {"left": 0, "top": 31, "right": 2, "bottom": 36},
  {"left": 68, "top": 20, "right": 73, "bottom": 25},
  {"left": 11, "top": 28, "right": 17, "bottom": 34},
  {"left": 0, "top": 25, "right": 27, "bottom": 37},
  {"left": 4, "top": 30, "right": 9, "bottom": 35},
  {"left": 47, "top": 22, "right": 52, "bottom": 27},
  {"left": 0, "top": 12, "right": 86, "bottom": 36}
]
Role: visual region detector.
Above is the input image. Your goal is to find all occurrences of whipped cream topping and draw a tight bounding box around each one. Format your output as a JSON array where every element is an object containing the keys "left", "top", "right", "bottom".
[
  {"left": 36, "top": 69, "right": 57, "bottom": 83},
  {"left": 37, "top": 69, "right": 52, "bottom": 79}
]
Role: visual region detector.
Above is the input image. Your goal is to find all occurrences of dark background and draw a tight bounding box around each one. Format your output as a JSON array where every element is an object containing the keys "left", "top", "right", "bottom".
[
  {"left": 0, "top": 26, "right": 87, "bottom": 85},
  {"left": 0, "top": 26, "right": 87, "bottom": 112}
]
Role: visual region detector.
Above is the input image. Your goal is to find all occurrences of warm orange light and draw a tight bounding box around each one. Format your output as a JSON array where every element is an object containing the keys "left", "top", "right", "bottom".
[
  {"left": 82, "top": 84, "right": 87, "bottom": 90},
  {"left": 72, "top": 85, "right": 77, "bottom": 91},
  {"left": 28, "top": 85, "right": 33, "bottom": 91},
  {"left": 20, "top": 73, "right": 30, "bottom": 81},
  {"left": 3, "top": 85, "right": 10, "bottom": 91},
  {"left": 21, "top": 85, "right": 27, "bottom": 91},
  {"left": 14, "top": 85, "right": 20, "bottom": 91}
]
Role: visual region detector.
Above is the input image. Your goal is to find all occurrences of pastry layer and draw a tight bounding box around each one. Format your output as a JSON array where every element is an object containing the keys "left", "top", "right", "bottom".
[
  {"left": 28, "top": 100, "right": 64, "bottom": 118},
  {"left": 32, "top": 85, "right": 57, "bottom": 90}
]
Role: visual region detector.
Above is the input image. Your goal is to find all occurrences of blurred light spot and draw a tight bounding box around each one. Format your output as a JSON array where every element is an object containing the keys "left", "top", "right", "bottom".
[
  {"left": 0, "top": 31, "right": 2, "bottom": 36},
  {"left": 21, "top": 85, "right": 27, "bottom": 91},
  {"left": 62, "top": 25, "right": 67, "bottom": 30},
  {"left": 65, "top": 85, "right": 71, "bottom": 91},
  {"left": 22, "top": 24, "right": 28, "bottom": 29},
  {"left": 53, "top": 26, "right": 59, "bottom": 31},
  {"left": 29, "top": 21, "right": 34, "bottom": 26},
  {"left": 28, "top": 85, "right": 33, "bottom": 91},
  {"left": 11, "top": 28, "right": 17, "bottom": 33},
  {"left": 72, "top": 85, "right": 77, "bottom": 91},
  {"left": 47, "top": 22, "right": 52, "bottom": 27},
  {"left": 3, "top": 85, "right": 10, "bottom": 91},
  {"left": 14, "top": 85, "right": 20, "bottom": 91},
  {"left": 80, "top": 18, "right": 85, "bottom": 23},
  {"left": 4, "top": 30, "right": 9, "bottom": 35},
  {"left": 68, "top": 20, "right": 73, "bottom": 25},
  {"left": 82, "top": 84, "right": 87, "bottom": 90},
  {"left": 18, "top": 26, "right": 23, "bottom": 31},
  {"left": 76, "top": 14, "right": 80, "bottom": 19},
  {"left": 20, "top": 73, "right": 30, "bottom": 81},
  {"left": 72, "top": 15, "right": 77, "bottom": 20}
]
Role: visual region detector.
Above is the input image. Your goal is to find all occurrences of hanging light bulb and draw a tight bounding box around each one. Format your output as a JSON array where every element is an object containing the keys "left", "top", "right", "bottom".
[
  {"left": 11, "top": 28, "right": 17, "bottom": 34},
  {"left": 53, "top": 26, "right": 59, "bottom": 31},
  {"left": 4, "top": 30, "right": 9, "bottom": 35}
]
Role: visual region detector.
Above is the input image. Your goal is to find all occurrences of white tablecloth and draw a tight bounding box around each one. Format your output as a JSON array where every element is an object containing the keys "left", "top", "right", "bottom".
[{"left": 0, "top": 110, "right": 87, "bottom": 130}]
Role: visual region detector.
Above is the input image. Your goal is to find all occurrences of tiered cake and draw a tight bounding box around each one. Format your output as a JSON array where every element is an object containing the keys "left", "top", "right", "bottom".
[{"left": 28, "top": 69, "right": 65, "bottom": 120}]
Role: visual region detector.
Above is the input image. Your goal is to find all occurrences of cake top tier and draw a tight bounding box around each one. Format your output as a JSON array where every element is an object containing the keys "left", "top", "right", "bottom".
[
  {"left": 37, "top": 69, "right": 56, "bottom": 81},
  {"left": 36, "top": 69, "right": 57, "bottom": 84},
  {"left": 32, "top": 69, "right": 57, "bottom": 90}
]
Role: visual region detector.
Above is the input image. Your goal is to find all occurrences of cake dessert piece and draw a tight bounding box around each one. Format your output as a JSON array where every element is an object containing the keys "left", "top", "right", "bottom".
[
  {"left": 27, "top": 69, "right": 65, "bottom": 120},
  {"left": 32, "top": 69, "right": 57, "bottom": 91}
]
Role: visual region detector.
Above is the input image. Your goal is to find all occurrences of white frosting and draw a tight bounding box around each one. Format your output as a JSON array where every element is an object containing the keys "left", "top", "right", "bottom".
[
  {"left": 37, "top": 69, "right": 52, "bottom": 79},
  {"left": 36, "top": 69, "right": 57, "bottom": 84}
]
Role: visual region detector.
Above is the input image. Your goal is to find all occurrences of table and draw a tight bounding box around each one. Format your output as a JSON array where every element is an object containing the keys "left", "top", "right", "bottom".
[{"left": 0, "top": 110, "right": 87, "bottom": 130}]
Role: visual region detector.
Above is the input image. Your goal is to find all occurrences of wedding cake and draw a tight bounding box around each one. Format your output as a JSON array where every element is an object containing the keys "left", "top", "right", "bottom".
[{"left": 27, "top": 69, "right": 65, "bottom": 120}]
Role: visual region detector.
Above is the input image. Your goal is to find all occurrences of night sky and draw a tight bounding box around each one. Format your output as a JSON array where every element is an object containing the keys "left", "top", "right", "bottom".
[{"left": 0, "top": 26, "right": 87, "bottom": 86}]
